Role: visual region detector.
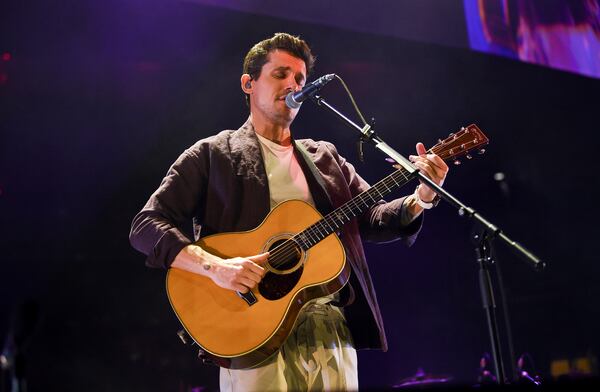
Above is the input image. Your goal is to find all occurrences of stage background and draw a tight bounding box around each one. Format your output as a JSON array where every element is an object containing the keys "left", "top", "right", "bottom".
[{"left": 1, "top": 0, "right": 599, "bottom": 390}]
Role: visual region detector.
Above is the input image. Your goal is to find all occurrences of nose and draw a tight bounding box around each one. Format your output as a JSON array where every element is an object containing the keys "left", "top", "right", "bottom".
[{"left": 286, "top": 75, "right": 302, "bottom": 92}]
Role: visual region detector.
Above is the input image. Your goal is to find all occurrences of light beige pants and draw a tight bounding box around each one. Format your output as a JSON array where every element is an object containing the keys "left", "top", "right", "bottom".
[{"left": 220, "top": 301, "right": 358, "bottom": 391}]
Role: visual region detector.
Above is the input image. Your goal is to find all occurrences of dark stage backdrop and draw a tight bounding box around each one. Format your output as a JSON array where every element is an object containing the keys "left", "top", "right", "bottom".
[{"left": 1, "top": 1, "right": 599, "bottom": 390}]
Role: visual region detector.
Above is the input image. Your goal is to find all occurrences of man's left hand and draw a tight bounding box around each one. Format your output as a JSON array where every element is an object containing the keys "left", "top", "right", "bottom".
[{"left": 408, "top": 142, "right": 449, "bottom": 203}]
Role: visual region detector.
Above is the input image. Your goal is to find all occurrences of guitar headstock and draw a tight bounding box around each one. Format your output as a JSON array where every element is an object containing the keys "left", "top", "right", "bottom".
[{"left": 429, "top": 124, "right": 489, "bottom": 165}]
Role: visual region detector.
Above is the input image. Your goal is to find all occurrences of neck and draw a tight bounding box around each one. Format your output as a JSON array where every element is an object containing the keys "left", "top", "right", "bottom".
[{"left": 250, "top": 113, "right": 292, "bottom": 146}]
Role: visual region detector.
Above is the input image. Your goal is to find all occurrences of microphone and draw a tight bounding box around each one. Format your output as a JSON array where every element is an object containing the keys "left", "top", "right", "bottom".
[{"left": 285, "top": 73, "right": 336, "bottom": 109}]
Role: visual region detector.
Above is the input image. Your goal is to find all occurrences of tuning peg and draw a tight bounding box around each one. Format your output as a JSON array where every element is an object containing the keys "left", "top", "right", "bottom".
[
  {"left": 478, "top": 148, "right": 486, "bottom": 155},
  {"left": 466, "top": 154, "right": 472, "bottom": 160},
  {"left": 460, "top": 126, "right": 465, "bottom": 131},
  {"left": 438, "top": 138, "right": 443, "bottom": 144},
  {"left": 453, "top": 159, "right": 461, "bottom": 165}
]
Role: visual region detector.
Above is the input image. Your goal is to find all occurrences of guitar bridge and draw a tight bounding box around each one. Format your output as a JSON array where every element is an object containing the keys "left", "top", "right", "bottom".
[{"left": 237, "top": 290, "right": 257, "bottom": 306}]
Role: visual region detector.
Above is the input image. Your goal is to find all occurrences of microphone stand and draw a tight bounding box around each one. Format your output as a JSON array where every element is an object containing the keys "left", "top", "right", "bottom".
[{"left": 309, "top": 94, "right": 546, "bottom": 385}]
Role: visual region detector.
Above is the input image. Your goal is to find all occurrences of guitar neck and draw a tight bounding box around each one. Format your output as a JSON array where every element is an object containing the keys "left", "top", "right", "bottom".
[
  {"left": 291, "top": 123, "right": 489, "bottom": 251},
  {"left": 293, "top": 167, "right": 414, "bottom": 250}
]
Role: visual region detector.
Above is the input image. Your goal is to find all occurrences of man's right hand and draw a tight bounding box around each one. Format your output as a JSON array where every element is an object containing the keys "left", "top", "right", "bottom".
[
  {"left": 210, "top": 253, "right": 269, "bottom": 293},
  {"left": 172, "top": 245, "right": 269, "bottom": 293}
]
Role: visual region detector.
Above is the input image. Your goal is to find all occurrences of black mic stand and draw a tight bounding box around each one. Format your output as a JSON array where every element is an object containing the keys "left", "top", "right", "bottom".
[
  {"left": 309, "top": 93, "right": 546, "bottom": 385},
  {"left": 474, "top": 228, "right": 506, "bottom": 384}
]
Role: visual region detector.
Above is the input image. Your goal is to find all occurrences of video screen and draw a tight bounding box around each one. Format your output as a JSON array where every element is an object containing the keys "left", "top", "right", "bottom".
[{"left": 464, "top": 0, "right": 600, "bottom": 79}]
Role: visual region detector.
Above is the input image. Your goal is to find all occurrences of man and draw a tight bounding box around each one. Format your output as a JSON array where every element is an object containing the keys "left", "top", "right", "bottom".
[{"left": 130, "top": 33, "right": 448, "bottom": 391}]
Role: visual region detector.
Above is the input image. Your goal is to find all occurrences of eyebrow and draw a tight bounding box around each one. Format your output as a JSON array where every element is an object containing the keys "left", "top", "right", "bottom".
[{"left": 272, "top": 66, "right": 306, "bottom": 82}]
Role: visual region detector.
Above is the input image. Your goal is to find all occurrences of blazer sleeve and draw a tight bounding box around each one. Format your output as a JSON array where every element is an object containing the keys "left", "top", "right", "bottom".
[
  {"left": 129, "top": 142, "right": 209, "bottom": 269},
  {"left": 323, "top": 142, "right": 423, "bottom": 245}
]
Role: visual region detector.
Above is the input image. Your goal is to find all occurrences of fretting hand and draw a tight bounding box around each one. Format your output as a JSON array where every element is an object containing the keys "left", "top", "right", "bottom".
[{"left": 408, "top": 142, "right": 448, "bottom": 203}]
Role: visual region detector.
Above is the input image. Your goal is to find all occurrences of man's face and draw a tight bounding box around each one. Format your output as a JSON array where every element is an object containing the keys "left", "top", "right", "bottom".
[{"left": 249, "top": 50, "right": 307, "bottom": 127}]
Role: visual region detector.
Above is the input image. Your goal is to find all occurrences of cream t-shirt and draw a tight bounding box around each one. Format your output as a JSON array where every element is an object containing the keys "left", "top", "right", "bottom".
[{"left": 255, "top": 133, "right": 316, "bottom": 209}]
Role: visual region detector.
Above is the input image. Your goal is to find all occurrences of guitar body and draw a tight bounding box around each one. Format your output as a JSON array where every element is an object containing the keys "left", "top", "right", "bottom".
[{"left": 166, "top": 199, "right": 350, "bottom": 369}]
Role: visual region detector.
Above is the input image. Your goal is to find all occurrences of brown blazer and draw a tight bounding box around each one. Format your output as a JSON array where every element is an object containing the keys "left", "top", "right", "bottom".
[{"left": 130, "top": 118, "right": 423, "bottom": 351}]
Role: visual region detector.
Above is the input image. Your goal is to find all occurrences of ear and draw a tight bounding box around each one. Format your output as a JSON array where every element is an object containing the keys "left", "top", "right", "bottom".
[{"left": 241, "top": 74, "right": 252, "bottom": 93}]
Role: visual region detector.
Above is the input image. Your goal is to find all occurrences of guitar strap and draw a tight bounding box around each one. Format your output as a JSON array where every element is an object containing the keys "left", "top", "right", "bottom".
[
  {"left": 293, "top": 141, "right": 334, "bottom": 217},
  {"left": 293, "top": 140, "right": 356, "bottom": 308}
]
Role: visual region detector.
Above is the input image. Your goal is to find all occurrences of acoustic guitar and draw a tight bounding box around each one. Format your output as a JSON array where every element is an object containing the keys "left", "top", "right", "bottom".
[{"left": 166, "top": 124, "right": 488, "bottom": 369}]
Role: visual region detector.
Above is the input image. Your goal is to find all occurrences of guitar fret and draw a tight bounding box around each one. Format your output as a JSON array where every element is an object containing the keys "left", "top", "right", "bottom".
[
  {"left": 327, "top": 217, "right": 339, "bottom": 230},
  {"left": 341, "top": 209, "right": 350, "bottom": 220},
  {"left": 294, "top": 234, "right": 307, "bottom": 250},
  {"left": 316, "top": 224, "right": 325, "bottom": 238},
  {"left": 341, "top": 206, "right": 352, "bottom": 218},
  {"left": 315, "top": 224, "right": 326, "bottom": 239},
  {"left": 357, "top": 194, "right": 367, "bottom": 207},
  {"left": 311, "top": 226, "right": 321, "bottom": 242},
  {"left": 306, "top": 229, "right": 316, "bottom": 245}
]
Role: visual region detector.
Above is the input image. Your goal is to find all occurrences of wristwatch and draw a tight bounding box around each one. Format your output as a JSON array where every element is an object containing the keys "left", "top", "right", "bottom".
[{"left": 414, "top": 185, "right": 440, "bottom": 209}]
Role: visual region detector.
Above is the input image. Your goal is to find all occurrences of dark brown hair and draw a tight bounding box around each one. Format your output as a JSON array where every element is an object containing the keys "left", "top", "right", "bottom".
[{"left": 243, "top": 33, "right": 316, "bottom": 105}]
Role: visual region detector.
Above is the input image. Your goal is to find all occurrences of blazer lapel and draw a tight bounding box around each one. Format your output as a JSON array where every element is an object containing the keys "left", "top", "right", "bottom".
[
  {"left": 294, "top": 140, "right": 334, "bottom": 215},
  {"left": 228, "top": 118, "right": 271, "bottom": 216}
]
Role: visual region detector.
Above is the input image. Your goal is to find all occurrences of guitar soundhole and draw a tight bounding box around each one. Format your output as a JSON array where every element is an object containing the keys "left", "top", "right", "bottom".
[{"left": 259, "top": 239, "right": 304, "bottom": 301}]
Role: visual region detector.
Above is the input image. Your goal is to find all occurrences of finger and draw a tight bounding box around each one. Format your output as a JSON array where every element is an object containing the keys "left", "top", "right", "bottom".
[
  {"left": 416, "top": 157, "right": 447, "bottom": 180},
  {"left": 414, "top": 162, "right": 444, "bottom": 187},
  {"left": 426, "top": 154, "right": 449, "bottom": 172},
  {"left": 248, "top": 252, "right": 270, "bottom": 266},
  {"left": 243, "top": 269, "right": 263, "bottom": 284},
  {"left": 237, "top": 276, "right": 257, "bottom": 290},
  {"left": 245, "top": 261, "right": 266, "bottom": 277},
  {"left": 413, "top": 160, "right": 433, "bottom": 176},
  {"left": 244, "top": 256, "right": 268, "bottom": 276},
  {"left": 234, "top": 283, "right": 248, "bottom": 293},
  {"left": 416, "top": 142, "right": 427, "bottom": 156}
]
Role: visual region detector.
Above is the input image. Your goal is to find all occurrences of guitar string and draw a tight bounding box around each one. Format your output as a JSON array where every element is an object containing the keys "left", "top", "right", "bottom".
[
  {"left": 263, "top": 139, "right": 462, "bottom": 267},
  {"left": 267, "top": 166, "right": 418, "bottom": 268},
  {"left": 266, "top": 166, "right": 414, "bottom": 268},
  {"left": 264, "top": 142, "right": 455, "bottom": 268},
  {"left": 265, "top": 174, "right": 405, "bottom": 267},
  {"left": 262, "top": 138, "right": 456, "bottom": 267},
  {"left": 263, "top": 133, "right": 479, "bottom": 268}
]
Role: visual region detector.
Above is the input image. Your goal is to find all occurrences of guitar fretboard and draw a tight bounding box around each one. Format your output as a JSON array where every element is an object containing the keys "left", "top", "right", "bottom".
[{"left": 292, "top": 167, "right": 414, "bottom": 250}]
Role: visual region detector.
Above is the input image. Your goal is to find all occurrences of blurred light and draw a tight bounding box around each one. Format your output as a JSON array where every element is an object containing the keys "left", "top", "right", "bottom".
[
  {"left": 1, "top": 52, "right": 11, "bottom": 61},
  {"left": 550, "top": 359, "right": 571, "bottom": 377},
  {"left": 0, "top": 73, "right": 8, "bottom": 85},
  {"left": 493, "top": 172, "right": 505, "bottom": 181}
]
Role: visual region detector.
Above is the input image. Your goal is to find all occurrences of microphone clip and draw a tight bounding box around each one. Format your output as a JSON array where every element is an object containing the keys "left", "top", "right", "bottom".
[{"left": 356, "top": 117, "right": 376, "bottom": 163}]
